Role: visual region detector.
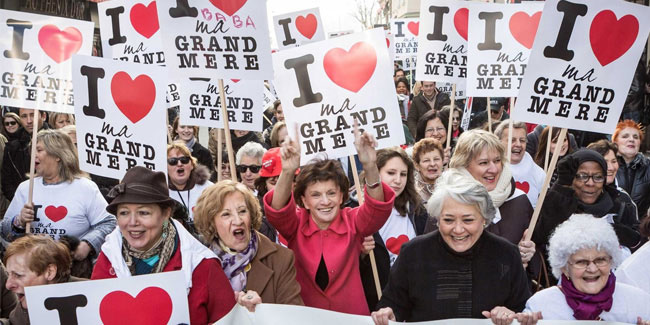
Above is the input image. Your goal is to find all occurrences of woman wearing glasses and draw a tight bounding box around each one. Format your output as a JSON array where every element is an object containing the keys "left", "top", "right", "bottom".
[
  {"left": 532, "top": 149, "right": 640, "bottom": 283},
  {"left": 414, "top": 107, "right": 453, "bottom": 165},
  {"left": 1, "top": 113, "right": 21, "bottom": 141},
  {"left": 167, "top": 142, "right": 213, "bottom": 224},
  {"left": 236, "top": 142, "right": 266, "bottom": 193}
]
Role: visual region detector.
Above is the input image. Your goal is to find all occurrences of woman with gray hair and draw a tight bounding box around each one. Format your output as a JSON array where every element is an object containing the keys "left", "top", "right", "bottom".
[
  {"left": 236, "top": 141, "right": 266, "bottom": 192},
  {"left": 372, "top": 169, "right": 531, "bottom": 325},
  {"left": 522, "top": 214, "right": 650, "bottom": 323}
]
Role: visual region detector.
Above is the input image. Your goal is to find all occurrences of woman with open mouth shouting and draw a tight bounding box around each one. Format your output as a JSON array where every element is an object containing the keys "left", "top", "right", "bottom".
[{"left": 264, "top": 121, "right": 395, "bottom": 315}]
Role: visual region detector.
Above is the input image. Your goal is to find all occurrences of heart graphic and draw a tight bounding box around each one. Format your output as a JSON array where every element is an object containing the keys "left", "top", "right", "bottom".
[
  {"left": 454, "top": 8, "right": 469, "bottom": 41},
  {"left": 100, "top": 287, "right": 172, "bottom": 325},
  {"left": 515, "top": 181, "right": 530, "bottom": 194},
  {"left": 208, "top": 0, "right": 247, "bottom": 16},
  {"left": 589, "top": 10, "right": 638, "bottom": 66},
  {"left": 407, "top": 21, "right": 419, "bottom": 36},
  {"left": 44, "top": 206, "right": 67, "bottom": 222},
  {"left": 231, "top": 79, "right": 240, "bottom": 83},
  {"left": 295, "top": 14, "right": 318, "bottom": 39},
  {"left": 111, "top": 72, "right": 156, "bottom": 124},
  {"left": 130, "top": 1, "right": 159, "bottom": 39},
  {"left": 323, "top": 42, "right": 377, "bottom": 93},
  {"left": 386, "top": 235, "right": 409, "bottom": 255},
  {"left": 386, "top": 38, "right": 390, "bottom": 48},
  {"left": 509, "top": 11, "right": 541, "bottom": 49},
  {"left": 37, "top": 25, "right": 82, "bottom": 63}
]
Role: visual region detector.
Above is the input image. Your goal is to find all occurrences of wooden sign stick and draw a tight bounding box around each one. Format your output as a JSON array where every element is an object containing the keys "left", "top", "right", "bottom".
[
  {"left": 26, "top": 109, "right": 40, "bottom": 234},
  {"left": 524, "top": 128, "right": 567, "bottom": 242},
  {"left": 506, "top": 98, "right": 515, "bottom": 162},
  {"left": 446, "top": 84, "right": 457, "bottom": 149},
  {"left": 349, "top": 155, "right": 382, "bottom": 299},
  {"left": 217, "top": 79, "right": 238, "bottom": 181},
  {"left": 544, "top": 126, "right": 553, "bottom": 172},
  {"left": 487, "top": 96, "right": 492, "bottom": 133},
  {"left": 217, "top": 129, "right": 223, "bottom": 182}
]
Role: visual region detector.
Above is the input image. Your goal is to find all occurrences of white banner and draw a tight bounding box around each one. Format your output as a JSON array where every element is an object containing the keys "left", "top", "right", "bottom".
[
  {"left": 26, "top": 271, "right": 189, "bottom": 325},
  {"left": 438, "top": 82, "right": 465, "bottom": 99},
  {"left": 0, "top": 9, "right": 93, "bottom": 113},
  {"left": 273, "top": 8, "right": 326, "bottom": 50},
  {"left": 272, "top": 29, "right": 405, "bottom": 164},
  {"left": 466, "top": 2, "right": 544, "bottom": 97},
  {"left": 72, "top": 55, "right": 168, "bottom": 179},
  {"left": 391, "top": 18, "right": 419, "bottom": 60},
  {"left": 512, "top": 0, "right": 650, "bottom": 133}
]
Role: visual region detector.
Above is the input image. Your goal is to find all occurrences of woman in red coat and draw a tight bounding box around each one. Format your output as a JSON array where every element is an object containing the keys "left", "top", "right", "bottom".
[{"left": 91, "top": 167, "right": 235, "bottom": 324}]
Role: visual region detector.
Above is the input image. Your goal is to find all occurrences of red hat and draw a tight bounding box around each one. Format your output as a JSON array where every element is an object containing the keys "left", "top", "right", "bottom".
[{"left": 260, "top": 148, "right": 282, "bottom": 177}]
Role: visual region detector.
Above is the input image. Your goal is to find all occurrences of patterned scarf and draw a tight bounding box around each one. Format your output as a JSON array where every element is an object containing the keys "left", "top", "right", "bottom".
[
  {"left": 121, "top": 220, "right": 177, "bottom": 275},
  {"left": 560, "top": 273, "right": 616, "bottom": 320},
  {"left": 211, "top": 231, "right": 259, "bottom": 292}
]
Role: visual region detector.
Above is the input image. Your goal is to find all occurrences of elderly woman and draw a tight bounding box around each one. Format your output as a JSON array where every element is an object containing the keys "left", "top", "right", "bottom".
[
  {"left": 167, "top": 141, "right": 213, "bottom": 223},
  {"left": 523, "top": 214, "right": 650, "bottom": 322},
  {"left": 264, "top": 125, "right": 395, "bottom": 315},
  {"left": 236, "top": 142, "right": 266, "bottom": 192},
  {"left": 91, "top": 167, "right": 235, "bottom": 323},
  {"left": 372, "top": 170, "right": 531, "bottom": 324},
  {"left": 171, "top": 117, "right": 213, "bottom": 170},
  {"left": 1, "top": 113, "right": 21, "bottom": 141},
  {"left": 1, "top": 130, "right": 115, "bottom": 261},
  {"left": 411, "top": 138, "right": 444, "bottom": 201},
  {"left": 47, "top": 112, "right": 74, "bottom": 129},
  {"left": 613, "top": 120, "right": 650, "bottom": 218},
  {"left": 194, "top": 180, "right": 303, "bottom": 310},
  {"left": 4, "top": 235, "right": 80, "bottom": 324}
]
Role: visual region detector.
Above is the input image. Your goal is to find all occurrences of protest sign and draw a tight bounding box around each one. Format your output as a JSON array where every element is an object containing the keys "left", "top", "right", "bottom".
[
  {"left": 466, "top": 2, "right": 544, "bottom": 97},
  {"left": 273, "top": 8, "right": 325, "bottom": 49},
  {"left": 272, "top": 28, "right": 405, "bottom": 164},
  {"left": 179, "top": 78, "right": 264, "bottom": 131},
  {"left": 385, "top": 31, "right": 395, "bottom": 64},
  {"left": 26, "top": 271, "right": 189, "bottom": 325},
  {"left": 167, "top": 82, "right": 181, "bottom": 110},
  {"left": 0, "top": 9, "right": 93, "bottom": 113},
  {"left": 157, "top": 0, "right": 273, "bottom": 79},
  {"left": 263, "top": 85, "right": 276, "bottom": 110},
  {"left": 391, "top": 18, "right": 419, "bottom": 60},
  {"left": 439, "top": 82, "right": 465, "bottom": 99},
  {"left": 98, "top": 0, "right": 164, "bottom": 64},
  {"left": 72, "top": 55, "right": 168, "bottom": 179},
  {"left": 512, "top": 0, "right": 650, "bottom": 133},
  {"left": 416, "top": 0, "right": 468, "bottom": 88}
]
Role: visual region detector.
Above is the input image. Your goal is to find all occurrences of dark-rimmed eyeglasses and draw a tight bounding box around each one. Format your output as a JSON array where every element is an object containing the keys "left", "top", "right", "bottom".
[
  {"left": 574, "top": 173, "right": 605, "bottom": 183},
  {"left": 167, "top": 156, "right": 191, "bottom": 166},
  {"left": 236, "top": 165, "right": 261, "bottom": 173}
]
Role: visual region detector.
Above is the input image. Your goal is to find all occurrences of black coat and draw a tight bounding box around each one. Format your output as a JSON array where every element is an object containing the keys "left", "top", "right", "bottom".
[
  {"left": 191, "top": 141, "right": 214, "bottom": 171},
  {"left": 1, "top": 125, "right": 51, "bottom": 201},
  {"left": 406, "top": 91, "right": 450, "bottom": 137},
  {"left": 616, "top": 153, "right": 650, "bottom": 218},
  {"left": 377, "top": 231, "right": 531, "bottom": 321}
]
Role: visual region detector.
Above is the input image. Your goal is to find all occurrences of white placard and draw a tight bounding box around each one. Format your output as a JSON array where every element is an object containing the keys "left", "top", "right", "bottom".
[
  {"left": 157, "top": 0, "right": 273, "bottom": 80},
  {"left": 416, "top": 0, "right": 468, "bottom": 88},
  {"left": 466, "top": 2, "right": 544, "bottom": 97},
  {"left": 272, "top": 29, "right": 405, "bottom": 164},
  {"left": 72, "top": 55, "right": 168, "bottom": 179},
  {"left": 179, "top": 78, "right": 264, "bottom": 131},
  {"left": 0, "top": 9, "right": 93, "bottom": 113},
  {"left": 385, "top": 31, "right": 395, "bottom": 64},
  {"left": 25, "top": 271, "right": 189, "bottom": 325},
  {"left": 263, "top": 85, "right": 276, "bottom": 110},
  {"left": 512, "top": 0, "right": 650, "bottom": 133},
  {"left": 273, "top": 8, "right": 326, "bottom": 50},
  {"left": 438, "top": 82, "right": 465, "bottom": 99},
  {"left": 391, "top": 18, "right": 419, "bottom": 60}
]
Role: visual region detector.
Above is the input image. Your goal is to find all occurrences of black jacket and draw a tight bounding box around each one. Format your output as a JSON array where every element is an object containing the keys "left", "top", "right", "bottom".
[
  {"left": 1, "top": 125, "right": 50, "bottom": 201},
  {"left": 406, "top": 91, "right": 450, "bottom": 137},
  {"left": 191, "top": 141, "right": 214, "bottom": 171},
  {"left": 616, "top": 153, "right": 650, "bottom": 219}
]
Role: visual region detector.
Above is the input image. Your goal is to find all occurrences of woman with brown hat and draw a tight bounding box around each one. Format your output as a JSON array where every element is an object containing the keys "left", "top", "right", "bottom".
[{"left": 91, "top": 167, "right": 235, "bottom": 324}]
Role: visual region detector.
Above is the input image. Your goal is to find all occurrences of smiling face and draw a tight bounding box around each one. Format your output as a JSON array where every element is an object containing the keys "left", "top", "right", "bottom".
[
  {"left": 615, "top": 127, "right": 641, "bottom": 162},
  {"left": 438, "top": 197, "right": 485, "bottom": 253},
  {"left": 603, "top": 150, "right": 619, "bottom": 185},
  {"left": 176, "top": 125, "right": 194, "bottom": 142},
  {"left": 379, "top": 157, "right": 408, "bottom": 197},
  {"left": 563, "top": 247, "right": 612, "bottom": 295},
  {"left": 550, "top": 135, "right": 569, "bottom": 156},
  {"left": 572, "top": 161, "right": 604, "bottom": 204},
  {"left": 167, "top": 149, "right": 193, "bottom": 189},
  {"left": 396, "top": 81, "right": 408, "bottom": 95},
  {"left": 421, "top": 81, "right": 436, "bottom": 97},
  {"left": 500, "top": 128, "right": 527, "bottom": 165},
  {"left": 116, "top": 203, "right": 169, "bottom": 251},
  {"left": 3, "top": 116, "right": 19, "bottom": 134},
  {"left": 301, "top": 180, "right": 343, "bottom": 230},
  {"left": 5, "top": 253, "right": 54, "bottom": 309},
  {"left": 238, "top": 155, "right": 261, "bottom": 190},
  {"left": 452, "top": 111, "right": 460, "bottom": 131},
  {"left": 416, "top": 149, "right": 443, "bottom": 184},
  {"left": 466, "top": 148, "right": 502, "bottom": 191},
  {"left": 214, "top": 191, "right": 252, "bottom": 252},
  {"left": 425, "top": 118, "right": 446, "bottom": 142},
  {"left": 34, "top": 141, "right": 60, "bottom": 181}
]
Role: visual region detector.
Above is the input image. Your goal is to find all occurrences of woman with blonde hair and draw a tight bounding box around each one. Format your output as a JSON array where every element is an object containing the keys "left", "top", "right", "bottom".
[
  {"left": 47, "top": 112, "right": 74, "bottom": 129},
  {"left": 167, "top": 141, "right": 212, "bottom": 224}
]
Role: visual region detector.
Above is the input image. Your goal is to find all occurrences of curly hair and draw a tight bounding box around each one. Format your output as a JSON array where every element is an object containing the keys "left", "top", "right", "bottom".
[
  {"left": 412, "top": 138, "right": 444, "bottom": 164},
  {"left": 613, "top": 119, "right": 644, "bottom": 143},
  {"left": 293, "top": 159, "right": 349, "bottom": 208}
]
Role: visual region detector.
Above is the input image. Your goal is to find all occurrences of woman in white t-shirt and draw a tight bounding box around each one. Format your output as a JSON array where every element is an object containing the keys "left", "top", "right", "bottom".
[{"left": 1, "top": 129, "right": 116, "bottom": 262}]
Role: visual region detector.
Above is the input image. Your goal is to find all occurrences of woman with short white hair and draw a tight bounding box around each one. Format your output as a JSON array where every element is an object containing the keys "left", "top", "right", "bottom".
[
  {"left": 236, "top": 142, "right": 267, "bottom": 192},
  {"left": 522, "top": 214, "right": 650, "bottom": 323}
]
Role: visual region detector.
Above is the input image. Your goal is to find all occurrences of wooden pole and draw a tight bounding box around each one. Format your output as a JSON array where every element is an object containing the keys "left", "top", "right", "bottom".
[
  {"left": 446, "top": 84, "right": 456, "bottom": 149},
  {"left": 545, "top": 126, "right": 553, "bottom": 172},
  {"left": 263, "top": 114, "right": 272, "bottom": 125},
  {"left": 26, "top": 109, "right": 40, "bottom": 234},
  {"left": 486, "top": 97, "right": 492, "bottom": 133},
  {"left": 506, "top": 98, "right": 515, "bottom": 162},
  {"left": 166, "top": 109, "right": 172, "bottom": 143},
  {"left": 524, "top": 128, "right": 567, "bottom": 242},
  {"left": 349, "top": 155, "right": 382, "bottom": 300},
  {"left": 217, "top": 128, "right": 223, "bottom": 182},
  {"left": 217, "top": 80, "right": 238, "bottom": 181}
]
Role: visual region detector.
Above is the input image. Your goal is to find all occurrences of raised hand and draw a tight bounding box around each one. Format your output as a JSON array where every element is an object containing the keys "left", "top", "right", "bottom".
[
  {"left": 280, "top": 123, "right": 301, "bottom": 173},
  {"left": 353, "top": 118, "right": 378, "bottom": 168}
]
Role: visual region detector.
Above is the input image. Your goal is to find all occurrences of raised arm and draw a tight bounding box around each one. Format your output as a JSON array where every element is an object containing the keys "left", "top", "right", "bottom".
[
  {"left": 354, "top": 119, "right": 383, "bottom": 202},
  {"left": 271, "top": 125, "right": 300, "bottom": 210}
]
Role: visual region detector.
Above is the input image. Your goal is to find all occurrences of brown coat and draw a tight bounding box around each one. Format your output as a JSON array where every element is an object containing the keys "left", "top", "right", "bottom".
[{"left": 246, "top": 232, "right": 303, "bottom": 306}]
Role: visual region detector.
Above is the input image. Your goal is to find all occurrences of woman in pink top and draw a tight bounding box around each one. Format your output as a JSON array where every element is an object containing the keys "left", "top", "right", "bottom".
[{"left": 264, "top": 124, "right": 395, "bottom": 315}]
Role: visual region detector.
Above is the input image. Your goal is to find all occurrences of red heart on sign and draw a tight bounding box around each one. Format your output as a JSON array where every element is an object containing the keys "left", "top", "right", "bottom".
[
  {"left": 231, "top": 79, "right": 240, "bottom": 83},
  {"left": 407, "top": 21, "right": 419, "bottom": 36},
  {"left": 454, "top": 8, "right": 469, "bottom": 41},
  {"left": 295, "top": 14, "right": 318, "bottom": 39},
  {"left": 111, "top": 72, "right": 156, "bottom": 124},
  {"left": 386, "top": 235, "right": 409, "bottom": 255},
  {"left": 589, "top": 10, "right": 638, "bottom": 66},
  {"left": 100, "top": 287, "right": 172, "bottom": 325},
  {"left": 386, "top": 38, "right": 390, "bottom": 48},
  {"left": 515, "top": 181, "right": 530, "bottom": 194},
  {"left": 38, "top": 25, "right": 82, "bottom": 63},
  {"left": 130, "top": 1, "right": 159, "bottom": 39},
  {"left": 209, "top": 0, "right": 247, "bottom": 16},
  {"left": 509, "top": 11, "right": 541, "bottom": 49},
  {"left": 323, "top": 42, "right": 377, "bottom": 93},
  {"left": 45, "top": 206, "right": 67, "bottom": 222}
]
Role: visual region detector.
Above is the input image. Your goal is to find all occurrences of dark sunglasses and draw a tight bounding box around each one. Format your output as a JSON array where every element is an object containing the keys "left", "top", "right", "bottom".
[
  {"left": 167, "top": 156, "right": 191, "bottom": 165},
  {"left": 236, "top": 164, "right": 261, "bottom": 173},
  {"left": 4, "top": 121, "right": 17, "bottom": 127}
]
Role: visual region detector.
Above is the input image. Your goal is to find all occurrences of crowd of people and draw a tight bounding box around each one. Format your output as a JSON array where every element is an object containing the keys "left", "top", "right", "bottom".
[{"left": 0, "top": 66, "right": 648, "bottom": 324}]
